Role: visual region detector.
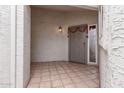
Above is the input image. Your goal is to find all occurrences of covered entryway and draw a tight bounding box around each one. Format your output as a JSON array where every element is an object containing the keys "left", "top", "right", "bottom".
[
  {"left": 27, "top": 5, "right": 99, "bottom": 88},
  {"left": 1, "top": 5, "right": 124, "bottom": 88}
]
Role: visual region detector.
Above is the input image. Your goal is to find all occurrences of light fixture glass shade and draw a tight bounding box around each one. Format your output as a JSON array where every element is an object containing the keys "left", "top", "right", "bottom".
[{"left": 58, "top": 26, "right": 62, "bottom": 32}]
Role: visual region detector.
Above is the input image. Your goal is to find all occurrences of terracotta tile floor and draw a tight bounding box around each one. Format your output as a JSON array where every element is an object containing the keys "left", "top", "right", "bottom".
[{"left": 27, "top": 61, "right": 99, "bottom": 88}]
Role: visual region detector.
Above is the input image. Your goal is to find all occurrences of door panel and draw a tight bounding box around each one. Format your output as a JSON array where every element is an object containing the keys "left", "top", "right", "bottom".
[{"left": 69, "top": 31, "right": 87, "bottom": 64}]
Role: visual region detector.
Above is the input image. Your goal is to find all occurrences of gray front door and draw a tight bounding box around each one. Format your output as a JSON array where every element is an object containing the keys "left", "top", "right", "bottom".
[{"left": 69, "top": 31, "right": 87, "bottom": 64}]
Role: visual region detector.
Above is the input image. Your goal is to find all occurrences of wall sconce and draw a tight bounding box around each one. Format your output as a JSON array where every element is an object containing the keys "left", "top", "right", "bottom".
[{"left": 58, "top": 26, "right": 62, "bottom": 32}]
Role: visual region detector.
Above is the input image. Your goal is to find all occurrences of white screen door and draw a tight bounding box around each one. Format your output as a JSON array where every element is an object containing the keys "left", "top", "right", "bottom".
[{"left": 88, "top": 24, "right": 97, "bottom": 65}]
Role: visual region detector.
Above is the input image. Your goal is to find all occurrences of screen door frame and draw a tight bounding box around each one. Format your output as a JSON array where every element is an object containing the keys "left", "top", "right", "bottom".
[{"left": 87, "top": 24, "right": 98, "bottom": 65}]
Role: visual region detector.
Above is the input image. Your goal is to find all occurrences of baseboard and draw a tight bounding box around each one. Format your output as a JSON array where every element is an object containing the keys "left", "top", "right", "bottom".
[{"left": 31, "top": 60, "right": 68, "bottom": 63}]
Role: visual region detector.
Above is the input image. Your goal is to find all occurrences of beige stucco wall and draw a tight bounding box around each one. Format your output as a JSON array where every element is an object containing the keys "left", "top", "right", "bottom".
[
  {"left": 31, "top": 7, "right": 98, "bottom": 62},
  {"left": 99, "top": 5, "right": 124, "bottom": 88}
]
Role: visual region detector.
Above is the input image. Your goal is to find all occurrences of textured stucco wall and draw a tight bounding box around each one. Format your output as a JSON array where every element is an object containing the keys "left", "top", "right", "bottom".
[
  {"left": 99, "top": 5, "right": 124, "bottom": 88},
  {"left": 0, "top": 5, "right": 30, "bottom": 88},
  {"left": 31, "top": 7, "right": 98, "bottom": 62},
  {"left": 0, "top": 5, "right": 11, "bottom": 88}
]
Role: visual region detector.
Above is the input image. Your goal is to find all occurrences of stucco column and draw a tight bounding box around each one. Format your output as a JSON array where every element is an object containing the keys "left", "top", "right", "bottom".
[{"left": 99, "top": 5, "right": 124, "bottom": 88}]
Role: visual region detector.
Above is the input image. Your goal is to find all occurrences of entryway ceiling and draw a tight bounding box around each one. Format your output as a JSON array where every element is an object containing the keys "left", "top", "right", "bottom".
[{"left": 31, "top": 5, "right": 98, "bottom": 12}]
